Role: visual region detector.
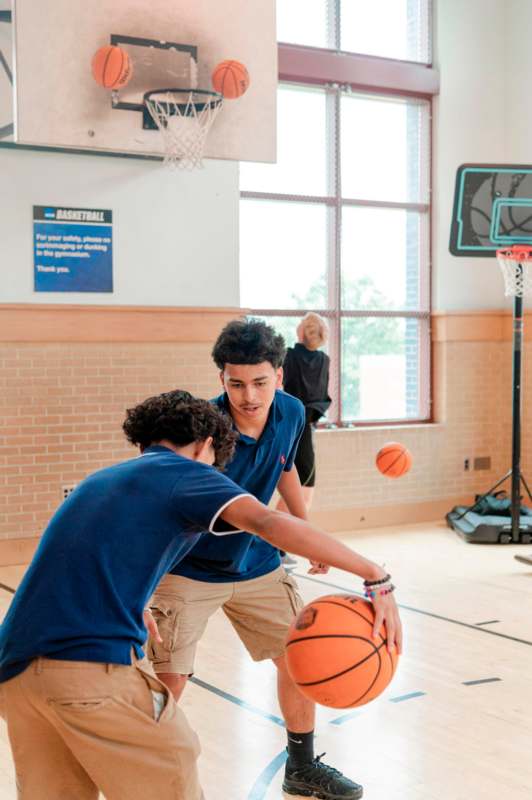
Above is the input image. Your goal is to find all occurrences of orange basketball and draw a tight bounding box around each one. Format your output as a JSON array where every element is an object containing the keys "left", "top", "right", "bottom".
[
  {"left": 211, "top": 60, "right": 250, "bottom": 99},
  {"left": 286, "top": 595, "right": 399, "bottom": 708},
  {"left": 376, "top": 441, "right": 412, "bottom": 478},
  {"left": 91, "top": 45, "right": 133, "bottom": 90}
]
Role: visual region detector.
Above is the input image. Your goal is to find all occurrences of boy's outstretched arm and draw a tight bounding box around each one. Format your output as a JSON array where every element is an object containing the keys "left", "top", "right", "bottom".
[{"left": 220, "top": 496, "right": 402, "bottom": 652}]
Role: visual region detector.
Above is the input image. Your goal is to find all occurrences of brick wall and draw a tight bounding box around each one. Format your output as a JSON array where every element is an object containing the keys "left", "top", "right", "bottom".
[
  {"left": 1, "top": 306, "right": 530, "bottom": 545},
  {"left": 0, "top": 341, "right": 222, "bottom": 540},
  {"left": 313, "top": 339, "right": 530, "bottom": 513}
]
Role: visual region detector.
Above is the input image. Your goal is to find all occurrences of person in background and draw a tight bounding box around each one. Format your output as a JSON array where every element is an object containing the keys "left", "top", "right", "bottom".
[{"left": 279, "top": 312, "right": 331, "bottom": 568}]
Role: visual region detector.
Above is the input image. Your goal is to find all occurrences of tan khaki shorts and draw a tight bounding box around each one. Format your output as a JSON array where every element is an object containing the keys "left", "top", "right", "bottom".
[
  {"left": 147, "top": 566, "right": 303, "bottom": 674},
  {"left": 0, "top": 654, "right": 203, "bottom": 800}
]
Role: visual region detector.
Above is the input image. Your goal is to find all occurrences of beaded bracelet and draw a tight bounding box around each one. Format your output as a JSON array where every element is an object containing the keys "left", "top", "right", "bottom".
[
  {"left": 363, "top": 572, "right": 392, "bottom": 588},
  {"left": 364, "top": 584, "right": 395, "bottom": 599}
]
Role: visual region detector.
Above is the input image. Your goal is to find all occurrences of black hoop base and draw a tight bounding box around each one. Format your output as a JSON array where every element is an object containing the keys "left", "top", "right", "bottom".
[{"left": 446, "top": 470, "right": 532, "bottom": 544}]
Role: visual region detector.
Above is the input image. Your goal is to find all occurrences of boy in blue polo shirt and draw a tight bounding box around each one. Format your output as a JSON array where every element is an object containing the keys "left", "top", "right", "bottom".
[
  {"left": 148, "top": 321, "right": 367, "bottom": 800},
  {"left": 0, "top": 391, "right": 245, "bottom": 800},
  {"left": 0, "top": 387, "right": 401, "bottom": 800}
]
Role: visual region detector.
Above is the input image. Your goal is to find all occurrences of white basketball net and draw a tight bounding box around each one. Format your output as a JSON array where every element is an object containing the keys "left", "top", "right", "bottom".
[
  {"left": 496, "top": 246, "right": 532, "bottom": 297},
  {"left": 145, "top": 90, "right": 222, "bottom": 170}
]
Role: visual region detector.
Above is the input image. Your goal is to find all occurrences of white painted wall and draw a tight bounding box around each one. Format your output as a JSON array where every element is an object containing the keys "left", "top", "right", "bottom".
[
  {"left": 3, "top": 1, "right": 531, "bottom": 312},
  {"left": 505, "top": 0, "right": 532, "bottom": 162},
  {"left": 432, "top": 0, "right": 511, "bottom": 311},
  {"left": 0, "top": 146, "right": 240, "bottom": 306}
]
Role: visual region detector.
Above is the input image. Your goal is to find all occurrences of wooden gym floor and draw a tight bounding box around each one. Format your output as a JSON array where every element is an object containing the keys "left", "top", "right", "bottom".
[{"left": 0, "top": 521, "right": 530, "bottom": 800}]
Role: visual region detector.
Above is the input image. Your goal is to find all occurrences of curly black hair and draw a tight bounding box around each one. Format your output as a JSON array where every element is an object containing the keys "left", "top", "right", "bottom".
[
  {"left": 212, "top": 319, "right": 286, "bottom": 370},
  {"left": 123, "top": 390, "right": 238, "bottom": 469}
]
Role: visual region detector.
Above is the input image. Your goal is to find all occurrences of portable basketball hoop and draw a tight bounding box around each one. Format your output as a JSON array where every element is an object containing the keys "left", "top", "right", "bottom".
[
  {"left": 447, "top": 216, "right": 532, "bottom": 543},
  {"left": 144, "top": 88, "right": 223, "bottom": 169},
  {"left": 485, "top": 245, "right": 532, "bottom": 541}
]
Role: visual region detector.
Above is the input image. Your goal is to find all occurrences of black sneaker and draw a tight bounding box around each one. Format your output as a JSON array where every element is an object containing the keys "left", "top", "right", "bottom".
[
  {"left": 514, "top": 553, "right": 532, "bottom": 565},
  {"left": 283, "top": 753, "right": 363, "bottom": 800}
]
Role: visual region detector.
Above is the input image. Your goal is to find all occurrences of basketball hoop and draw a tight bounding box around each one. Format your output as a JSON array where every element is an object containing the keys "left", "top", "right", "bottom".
[
  {"left": 496, "top": 245, "right": 532, "bottom": 297},
  {"left": 144, "top": 88, "right": 223, "bottom": 170}
]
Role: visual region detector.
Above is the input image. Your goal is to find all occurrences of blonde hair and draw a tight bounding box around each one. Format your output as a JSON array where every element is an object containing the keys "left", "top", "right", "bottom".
[{"left": 296, "top": 312, "right": 329, "bottom": 347}]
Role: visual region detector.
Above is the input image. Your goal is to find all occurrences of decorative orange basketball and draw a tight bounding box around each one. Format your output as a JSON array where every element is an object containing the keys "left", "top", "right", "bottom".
[
  {"left": 376, "top": 442, "right": 412, "bottom": 478},
  {"left": 91, "top": 45, "right": 133, "bottom": 90},
  {"left": 211, "top": 60, "right": 250, "bottom": 99},
  {"left": 286, "top": 595, "right": 399, "bottom": 708}
]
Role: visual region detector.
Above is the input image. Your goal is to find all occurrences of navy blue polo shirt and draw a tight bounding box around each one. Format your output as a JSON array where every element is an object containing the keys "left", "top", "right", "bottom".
[
  {"left": 0, "top": 446, "right": 248, "bottom": 683},
  {"left": 171, "top": 390, "right": 305, "bottom": 582}
]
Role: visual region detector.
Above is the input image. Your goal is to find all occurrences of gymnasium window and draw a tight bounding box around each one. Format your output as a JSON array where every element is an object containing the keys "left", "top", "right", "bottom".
[{"left": 239, "top": 0, "right": 433, "bottom": 425}]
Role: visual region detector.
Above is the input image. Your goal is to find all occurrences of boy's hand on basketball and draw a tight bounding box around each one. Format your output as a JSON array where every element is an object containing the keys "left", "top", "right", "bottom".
[
  {"left": 371, "top": 594, "right": 402, "bottom": 654},
  {"left": 308, "top": 560, "right": 330, "bottom": 574},
  {"left": 143, "top": 609, "right": 163, "bottom": 643}
]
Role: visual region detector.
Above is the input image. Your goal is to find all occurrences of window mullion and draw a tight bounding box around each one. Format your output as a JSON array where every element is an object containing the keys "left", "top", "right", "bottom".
[{"left": 325, "top": 85, "right": 342, "bottom": 425}]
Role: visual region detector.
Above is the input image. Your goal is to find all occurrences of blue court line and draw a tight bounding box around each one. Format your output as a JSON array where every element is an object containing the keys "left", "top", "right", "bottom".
[
  {"left": 462, "top": 678, "right": 502, "bottom": 686},
  {"left": 475, "top": 620, "right": 500, "bottom": 626},
  {"left": 329, "top": 709, "right": 364, "bottom": 725},
  {"left": 189, "top": 676, "right": 285, "bottom": 727},
  {"left": 294, "top": 573, "right": 532, "bottom": 647},
  {"left": 247, "top": 750, "right": 287, "bottom": 800},
  {"left": 389, "top": 691, "right": 427, "bottom": 703}
]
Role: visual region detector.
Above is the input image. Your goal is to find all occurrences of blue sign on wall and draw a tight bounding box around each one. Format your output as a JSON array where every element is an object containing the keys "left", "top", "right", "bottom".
[{"left": 34, "top": 206, "right": 113, "bottom": 292}]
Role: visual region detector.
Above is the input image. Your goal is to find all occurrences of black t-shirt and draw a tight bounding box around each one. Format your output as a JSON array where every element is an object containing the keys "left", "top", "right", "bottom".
[{"left": 283, "top": 344, "right": 331, "bottom": 423}]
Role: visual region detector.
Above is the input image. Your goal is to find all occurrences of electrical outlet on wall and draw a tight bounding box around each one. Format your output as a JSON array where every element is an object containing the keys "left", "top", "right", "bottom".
[
  {"left": 464, "top": 458, "right": 471, "bottom": 471},
  {"left": 62, "top": 484, "right": 76, "bottom": 500}
]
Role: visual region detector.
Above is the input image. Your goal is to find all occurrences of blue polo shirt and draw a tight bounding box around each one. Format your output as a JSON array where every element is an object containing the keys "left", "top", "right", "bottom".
[
  {"left": 0, "top": 446, "right": 248, "bottom": 683},
  {"left": 171, "top": 390, "right": 305, "bottom": 582}
]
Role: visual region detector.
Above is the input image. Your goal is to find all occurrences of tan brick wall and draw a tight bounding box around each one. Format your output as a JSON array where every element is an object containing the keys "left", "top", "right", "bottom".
[
  {"left": 312, "top": 337, "right": 531, "bottom": 515},
  {"left": 1, "top": 306, "right": 531, "bottom": 544},
  {"left": 0, "top": 342, "right": 222, "bottom": 541}
]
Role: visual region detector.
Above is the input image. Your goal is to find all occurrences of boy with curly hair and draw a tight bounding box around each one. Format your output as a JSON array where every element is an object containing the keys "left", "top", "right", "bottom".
[{"left": 0, "top": 386, "right": 401, "bottom": 800}]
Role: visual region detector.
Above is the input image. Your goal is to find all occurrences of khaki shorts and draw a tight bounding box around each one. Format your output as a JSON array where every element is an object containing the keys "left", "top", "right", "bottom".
[
  {"left": 0, "top": 654, "right": 203, "bottom": 800},
  {"left": 147, "top": 566, "right": 303, "bottom": 675}
]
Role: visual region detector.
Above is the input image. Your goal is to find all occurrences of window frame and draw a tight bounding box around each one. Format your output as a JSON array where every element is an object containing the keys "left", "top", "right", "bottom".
[{"left": 241, "top": 19, "right": 439, "bottom": 427}]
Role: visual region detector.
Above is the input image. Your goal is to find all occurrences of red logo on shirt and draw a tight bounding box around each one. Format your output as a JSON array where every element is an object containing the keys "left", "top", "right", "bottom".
[{"left": 280, "top": 455, "right": 286, "bottom": 465}]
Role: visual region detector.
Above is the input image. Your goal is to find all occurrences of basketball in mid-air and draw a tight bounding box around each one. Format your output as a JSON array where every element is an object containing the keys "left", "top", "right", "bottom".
[
  {"left": 376, "top": 442, "right": 412, "bottom": 478},
  {"left": 91, "top": 45, "right": 133, "bottom": 90},
  {"left": 285, "top": 595, "right": 399, "bottom": 708},
  {"left": 211, "top": 60, "right": 250, "bottom": 99}
]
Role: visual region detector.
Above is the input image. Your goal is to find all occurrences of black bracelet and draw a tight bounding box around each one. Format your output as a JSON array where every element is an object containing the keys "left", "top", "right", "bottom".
[{"left": 363, "top": 572, "right": 392, "bottom": 588}]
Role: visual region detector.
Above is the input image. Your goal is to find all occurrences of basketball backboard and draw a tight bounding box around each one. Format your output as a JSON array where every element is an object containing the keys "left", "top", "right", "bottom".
[
  {"left": 450, "top": 164, "right": 532, "bottom": 257},
  {"left": 10, "top": 0, "right": 276, "bottom": 163}
]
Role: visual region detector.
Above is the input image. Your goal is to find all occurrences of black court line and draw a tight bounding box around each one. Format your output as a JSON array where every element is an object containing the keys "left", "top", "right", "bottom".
[
  {"left": 0, "top": 582, "right": 15, "bottom": 595},
  {"left": 475, "top": 620, "right": 500, "bottom": 626},
  {"left": 294, "top": 573, "right": 532, "bottom": 648},
  {"left": 189, "top": 676, "right": 285, "bottom": 727},
  {"left": 462, "top": 678, "right": 502, "bottom": 686}
]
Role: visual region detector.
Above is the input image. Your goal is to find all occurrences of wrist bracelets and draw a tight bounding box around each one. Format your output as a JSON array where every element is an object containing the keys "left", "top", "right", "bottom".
[
  {"left": 364, "top": 583, "right": 395, "bottom": 600},
  {"left": 363, "top": 572, "right": 391, "bottom": 588}
]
